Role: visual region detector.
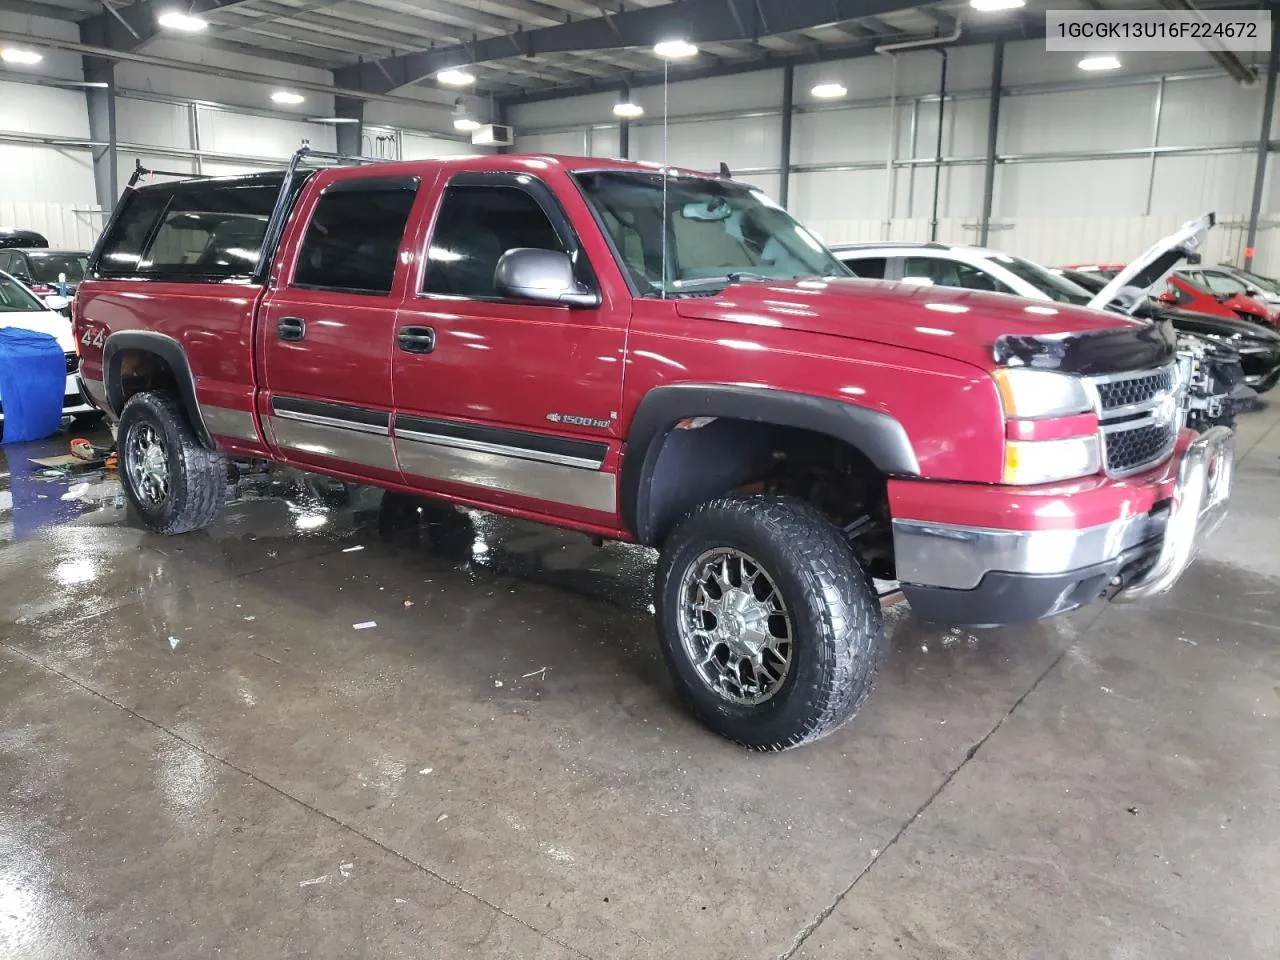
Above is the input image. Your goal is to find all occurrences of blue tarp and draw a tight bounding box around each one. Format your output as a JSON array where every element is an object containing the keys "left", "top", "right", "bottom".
[{"left": 0, "top": 327, "right": 66, "bottom": 443}]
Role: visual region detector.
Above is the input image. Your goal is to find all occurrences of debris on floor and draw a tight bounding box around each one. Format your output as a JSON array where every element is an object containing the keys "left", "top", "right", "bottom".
[{"left": 352, "top": 621, "right": 377, "bottom": 630}]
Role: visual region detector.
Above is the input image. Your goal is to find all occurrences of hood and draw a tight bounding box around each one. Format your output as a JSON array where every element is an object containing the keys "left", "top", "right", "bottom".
[
  {"left": 1225, "top": 292, "right": 1275, "bottom": 321},
  {"left": 672, "top": 277, "right": 1150, "bottom": 371},
  {"left": 1087, "top": 213, "right": 1214, "bottom": 313},
  {"left": 0, "top": 310, "right": 74, "bottom": 352},
  {"left": 1161, "top": 306, "right": 1280, "bottom": 343}
]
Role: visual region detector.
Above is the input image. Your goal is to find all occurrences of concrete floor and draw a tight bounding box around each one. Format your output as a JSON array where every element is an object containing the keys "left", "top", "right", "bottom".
[{"left": 1, "top": 408, "right": 1278, "bottom": 960}]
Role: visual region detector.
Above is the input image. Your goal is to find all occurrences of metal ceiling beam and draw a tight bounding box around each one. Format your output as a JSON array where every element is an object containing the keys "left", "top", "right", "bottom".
[
  {"left": 501, "top": 21, "right": 1041, "bottom": 103},
  {"left": 334, "top": 0, "right": 933, "bottom": 94},
  {"left": 78, "top": 0, "right": 263, "bottom": 54}
]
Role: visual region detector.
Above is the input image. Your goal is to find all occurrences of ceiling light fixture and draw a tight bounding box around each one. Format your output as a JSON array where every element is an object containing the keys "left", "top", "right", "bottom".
[
  {"left": 1078, "top": 54, "right": 1122, "bottom": 71},
  {"left": 271, "top": 90, "right": 305, "bottom": 105},
  {"left": 968, "top": 0, "right": 1025, "bottom": 11},
  {"left": 613, "top": 100, "right": 644, "bottom": 119},
  {"left": 0, "top": 48, "right": 43, "bottom": 65},
  {"left": 436, "top": 68, "right": 476, "bottom": 87},
  {"left": 653, "top": 39, "right": 698, "bottom": 60},
  {"left": 810, "top": 82, "right": 847, "bottom": 99},
  {"left": 453, "top": 116, "right": 482, "bottom": 132},
  {"left": 157, "top": 10, "right": 209, "bottom": 31}
]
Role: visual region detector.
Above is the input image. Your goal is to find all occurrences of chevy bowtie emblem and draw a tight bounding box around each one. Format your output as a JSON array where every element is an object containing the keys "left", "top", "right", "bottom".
[{"left": 547, "top": 412, "right": 613, "bottom": 429}]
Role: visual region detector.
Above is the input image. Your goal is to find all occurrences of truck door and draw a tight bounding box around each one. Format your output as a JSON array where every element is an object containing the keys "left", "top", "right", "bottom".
[
  {"left": 257, "top": 174, "right": 421, "bottom": 487},
  {"left": 391, "top": 171, "right": 627, "bottom": 525}
]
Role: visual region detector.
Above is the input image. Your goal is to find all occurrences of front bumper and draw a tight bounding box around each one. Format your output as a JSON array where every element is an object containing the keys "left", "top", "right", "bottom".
[{"left": 892, "top": 427, "right": 1235, "bottom": 627}]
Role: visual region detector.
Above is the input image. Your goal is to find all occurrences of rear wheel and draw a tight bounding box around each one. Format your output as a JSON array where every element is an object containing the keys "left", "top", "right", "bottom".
[
  {"left": 655, "top": 495, "right": 885, "bottom": 751},
  {"left": 118, "top": 391, "right": 225, "bottom": 534}
]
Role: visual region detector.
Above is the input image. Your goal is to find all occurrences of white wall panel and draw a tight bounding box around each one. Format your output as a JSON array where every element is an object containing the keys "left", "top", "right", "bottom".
[
  {"left": 0, "top": 144, "right": 96, "bottom": 205},
  {"left": 995, "top": 157, "right": 1149, "bottom": 217},
  {"left": 196, "top": 108, "right": 336, "bottom": 162},
  {"left": 630, "top": 116, "right": 777, "bottom": 172},
  {"left": 513, "top": 93, "right": 617, "bottom": 130},
  {"left": 792, "top": 106, "right": 893, "bottom": 165},
  {"left": 1158, "top": 77, "right": 1261, "bottom": 147},
  {"left": 0, "top": 199, "right": 103, "bottom": 249},
  {"left": 791, "top": 169, "right": 890, "bottom": 239},
  {"left": 0, "top": 10, "right": 82, "bottom": 81},
  {"left": 1002, "top": 43, "right": 1212, "bottom": 86},
  {"left": 1149, "top": 153, "right": 1254, "bottom": 217},
  {"left": 999, "top": 86, "right": 1154, "bottom": 154},
  {"left": 116, "top": 97, "right": 190, "bottom": 153},
  {"left": 0, "top": 81, "right": 89, "bottom": 138},
  {"left": 398, "top": 132, "right": 477, "bottom": 160},
  {"left": 518, "top": 131, "right": 591, "bottom": 155},
  {"left": 588, "top": 126, "right": 620, "bottom": 158}
]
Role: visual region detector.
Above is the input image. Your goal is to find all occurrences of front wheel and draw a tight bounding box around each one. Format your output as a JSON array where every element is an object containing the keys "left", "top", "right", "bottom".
[
  {"left": 654, "top": 495, "right": 885, "bottom": 751},
  {"left": 118, "top": 391, "right": 226, "bottom": 534}
]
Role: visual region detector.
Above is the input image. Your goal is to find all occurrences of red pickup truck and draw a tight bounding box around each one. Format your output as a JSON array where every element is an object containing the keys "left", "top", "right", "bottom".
[{"left": 73, "top": 152, "right": 1233, "bottom": 751}]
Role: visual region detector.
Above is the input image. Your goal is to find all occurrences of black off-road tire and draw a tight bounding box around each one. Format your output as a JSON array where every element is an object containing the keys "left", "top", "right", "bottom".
[
  {"left": 118, "top": 391, "right": 226, "bottom": 535},
  {"left": 654, "top": 495, "right": 885, "bottom": 751}
]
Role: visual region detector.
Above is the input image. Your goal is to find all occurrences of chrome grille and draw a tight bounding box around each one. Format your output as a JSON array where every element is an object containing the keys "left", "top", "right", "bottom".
[
  {"left": 1094, "top": 367, "right": 1176, "bottom": 412},
  {"left": 1089, "top": 364, "right": 1180, "bottom": 477}
]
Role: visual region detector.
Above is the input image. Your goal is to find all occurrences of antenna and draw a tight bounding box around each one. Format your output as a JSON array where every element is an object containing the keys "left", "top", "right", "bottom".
[
  {"left": 660, "top": 57, "right": 669, "bottom": 300},
  {"left": 718, "top": 162, "right": 731, "bottom": 178}
]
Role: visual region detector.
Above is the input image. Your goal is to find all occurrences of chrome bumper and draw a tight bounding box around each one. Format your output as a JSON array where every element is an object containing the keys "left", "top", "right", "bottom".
[{"left": 1112, "top": 425, "right": 1233, "bottom": 601}]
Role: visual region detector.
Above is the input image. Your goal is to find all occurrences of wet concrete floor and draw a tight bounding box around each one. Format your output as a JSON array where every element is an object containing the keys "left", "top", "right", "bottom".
[{"left": 1, "top": 409, "right": 1278, "bottom": 959}]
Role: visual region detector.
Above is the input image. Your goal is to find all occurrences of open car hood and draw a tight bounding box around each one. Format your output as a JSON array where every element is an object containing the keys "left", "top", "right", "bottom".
[{"left": 1087, "top": 213, "right": 1215, "bottom": 314}]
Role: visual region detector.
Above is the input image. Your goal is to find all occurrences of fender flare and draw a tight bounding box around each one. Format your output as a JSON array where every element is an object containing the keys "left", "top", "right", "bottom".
[
  {"left": 103, "top": 330, "right": 214, "bottom": 448},
  {"left": 620, "top": 384, "right": 920, "bottom": 544}
]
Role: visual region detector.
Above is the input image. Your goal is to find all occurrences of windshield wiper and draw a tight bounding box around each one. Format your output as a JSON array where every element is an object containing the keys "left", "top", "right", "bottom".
[{"left": 669, "top": 271, "right": 773, "bottom": 290}]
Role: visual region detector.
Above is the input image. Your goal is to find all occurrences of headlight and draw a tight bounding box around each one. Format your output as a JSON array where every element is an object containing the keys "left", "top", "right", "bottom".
[
  {"left": 991, "top": 368, "right": 1093, "bottom": 418},
  {"left": 992, "top": 368, "right": 1100, "bottom": 485},
  {"left": 1004, "top": 436, "right": 1101, "bottom": 485}
]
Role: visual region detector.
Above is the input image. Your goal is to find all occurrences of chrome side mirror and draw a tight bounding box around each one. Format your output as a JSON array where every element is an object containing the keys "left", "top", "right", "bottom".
[{"left": 494, "top": 248, "right": 600, "bottom": 309}]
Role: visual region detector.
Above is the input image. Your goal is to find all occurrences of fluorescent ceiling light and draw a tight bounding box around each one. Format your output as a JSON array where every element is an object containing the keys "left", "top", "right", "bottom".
[
  {"left": 1078, "top": 55, "right": 1121, "bottom": 71},
  {"left": 613, "top": 100, "right": 644, "bottom": 118},
  {"left": 157, "top": 10, "right": 209, "bottom": 31},
  {"left": 969, "top": 0, "right": 1025, "bottom": 11},
  {"left": 0, "top": 48, "right": 43, "bottom": 65},
  {"left": 271, "top": 90, "right": 305, "bottom": 105},
  {"left": 453, "top": 116, "right": 482, "bottom": 132},
  {"left": 653, "top": 39, "right": 698, "bottom": 60},
  {"left": 436, "top": 68, "right": 476, "bottom": 87},
  {"left": 810, "top": 82, "right": 847, "bottom": 99},
  {"left": 308, "top": 117, "right": 360, "bottom": 124}
]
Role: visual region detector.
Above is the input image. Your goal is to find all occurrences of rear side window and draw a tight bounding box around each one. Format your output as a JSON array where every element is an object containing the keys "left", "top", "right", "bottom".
[
  {"left": 424, "top": 185, "right": 566, "bottom": 298},
  {"left": 843, "top": 256, "right": 886, "bottom": 279},
  {"left": 293, "top": 178, "right": 419, "bottom": 295},
  {"left": 96, "top": 191, "right": 170, "bottom": 274},
  {"left": 96, "top": 179, "right": 282, "bottom": 279}
]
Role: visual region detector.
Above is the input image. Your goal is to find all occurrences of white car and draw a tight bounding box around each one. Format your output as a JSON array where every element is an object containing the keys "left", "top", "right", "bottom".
[
  {"left": 0, "top": 269, "right": 95, "bottom": 432},
  {"left": 831, "top": 214, "right": 1213, "bottom": 316}
]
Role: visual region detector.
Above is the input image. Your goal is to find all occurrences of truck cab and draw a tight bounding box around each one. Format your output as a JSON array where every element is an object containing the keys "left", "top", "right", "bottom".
[{"left": 74, "top": 153, "right": 1234, "bottom": 751}]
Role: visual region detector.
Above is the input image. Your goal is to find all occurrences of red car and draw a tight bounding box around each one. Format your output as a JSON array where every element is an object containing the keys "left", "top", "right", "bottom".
[
  {"left": 73, "top": 153, "right": 1234, "bottom": 751},
  {"left": 1068, "top": 262, "right": 1277, "bottom": 328}
]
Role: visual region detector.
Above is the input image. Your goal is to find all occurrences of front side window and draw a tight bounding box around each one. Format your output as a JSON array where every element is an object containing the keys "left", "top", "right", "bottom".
[
  {"left": 843, "top": 256, "right": 886, "bottom": 279},
  {"left": 574, "top": 170, "right": 848, "bottom": 295},
  {"left": 902, "top": 257, "right": 1012, "bottom": 294},
  {"left": 1201, "top": 271, "right": 1247, "bottom": 295},
  {"left": 0, "top": 273, "right": 46, "bottom": 313},
  {"left": 424, "top": 185, "right": 567, "bottom": 298},
  {"left": 294, "top": 178, "right": 419, "bottom": 295}
]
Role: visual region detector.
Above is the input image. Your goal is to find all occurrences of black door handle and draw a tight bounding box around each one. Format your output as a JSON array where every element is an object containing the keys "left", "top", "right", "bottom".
[
  {"left": 277, "top": 316, "right": 306, "bottom": 341},
  {"left": 397, "top": 325, "right": 436, "bottom": 354}
]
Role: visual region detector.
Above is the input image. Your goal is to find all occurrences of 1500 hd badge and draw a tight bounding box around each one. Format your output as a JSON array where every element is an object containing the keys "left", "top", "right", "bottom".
[{"left": 546, "top": 412, "right": 613, "bottom": 429}]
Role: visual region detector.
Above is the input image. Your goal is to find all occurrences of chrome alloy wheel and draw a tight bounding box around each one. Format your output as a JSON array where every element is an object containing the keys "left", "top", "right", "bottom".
[
  {"left": 126, "top": 422, "right": 170, "bottom": 508},
  {"left": 676, "top": 548, "right": 794, "bottom": 705}
]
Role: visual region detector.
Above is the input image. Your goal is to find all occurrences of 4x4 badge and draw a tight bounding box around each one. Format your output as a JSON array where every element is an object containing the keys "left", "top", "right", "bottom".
[{"left": 546, "top": 412, "right": 612, "bottom": 429}]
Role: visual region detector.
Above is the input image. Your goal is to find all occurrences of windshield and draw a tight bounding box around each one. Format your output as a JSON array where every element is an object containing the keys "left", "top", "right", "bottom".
[
  {"left": 0, "top": 272, "right": 47, "bottom": 312},
  {"left": 1233, "top": 267, "right": 1280, "bottom": 294},
  {"left": 988, "top": 254, "right": 1093, "bottom": 305},
  {"left": 27, "top": 252, "right": 88, "bottom": 283},
  {"left": 573, "top": 170, "right": 849, "bottom": 295}
]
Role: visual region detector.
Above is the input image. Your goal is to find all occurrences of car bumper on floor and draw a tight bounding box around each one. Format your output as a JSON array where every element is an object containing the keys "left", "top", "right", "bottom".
[{"left": 889, "top": 427, "right": 1235, "bottom": 627}]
